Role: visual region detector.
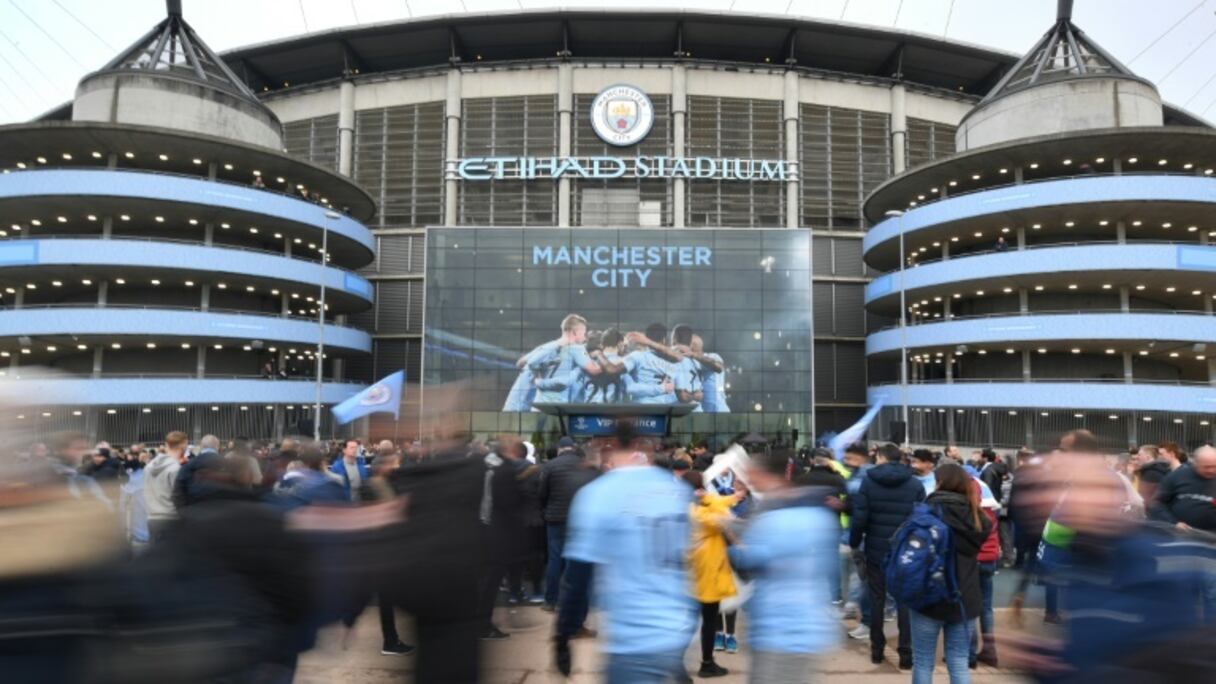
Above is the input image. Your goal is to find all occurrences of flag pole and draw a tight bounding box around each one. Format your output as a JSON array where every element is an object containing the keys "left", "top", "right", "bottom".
[{"left": 315, "top": 213, "right": 337, "bottom": 442}]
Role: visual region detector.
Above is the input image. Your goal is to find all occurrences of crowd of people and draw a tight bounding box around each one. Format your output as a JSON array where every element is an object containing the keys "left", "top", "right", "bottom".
[{"left": 1, "top": 424, "right": 1215, "bottom": 683}]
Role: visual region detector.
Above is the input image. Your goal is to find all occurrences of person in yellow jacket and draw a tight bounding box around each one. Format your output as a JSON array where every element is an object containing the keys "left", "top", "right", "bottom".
[{"left": 684, "top": 470, "right": 740, "bottom": 679}]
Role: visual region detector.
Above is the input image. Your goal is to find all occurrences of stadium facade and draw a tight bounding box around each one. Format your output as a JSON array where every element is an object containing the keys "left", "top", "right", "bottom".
[
  {"left": 7, "top": 4, "right": 1211, "bottom": 445},
  {"left": 0, "top": 5, "right": 375, "bottom": 443},
  {"left": 866, "top": 4, "right": 1216, "bottom": 450}
]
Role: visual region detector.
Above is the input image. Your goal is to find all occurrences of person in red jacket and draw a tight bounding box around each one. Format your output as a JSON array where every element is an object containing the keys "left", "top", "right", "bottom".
[{"left": 973, "top": 478, "right": 1001, "bottom": 667}]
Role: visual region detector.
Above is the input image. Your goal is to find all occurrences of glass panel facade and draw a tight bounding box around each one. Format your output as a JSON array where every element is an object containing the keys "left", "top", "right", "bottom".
[
  {"left": 424, "top": 227, "right": 812, "bottom": 441},
  {"left": 906, "top": 117, "right": 958, "bottom": 170},
  {"left": 283, "top": 114, "right": 339, "bottom": 172}
]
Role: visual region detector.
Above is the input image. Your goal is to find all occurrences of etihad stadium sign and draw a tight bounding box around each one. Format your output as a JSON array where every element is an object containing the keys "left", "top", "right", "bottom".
[
  {"left": 450, "top": 84, "right": 794, "bottom": 183},
  {"left": 452, "top": 155, "right": 792, "bottom": 182}
]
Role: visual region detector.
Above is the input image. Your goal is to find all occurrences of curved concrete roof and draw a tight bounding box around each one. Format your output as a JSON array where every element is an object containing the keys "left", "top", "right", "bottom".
[{"left": 221, "top": 9, "right": 1015, "bottom": 98}]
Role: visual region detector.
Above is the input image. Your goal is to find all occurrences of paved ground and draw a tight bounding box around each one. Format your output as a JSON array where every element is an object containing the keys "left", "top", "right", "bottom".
[{"left": 296, "top": 600, "right": 1040, "bottom": 683}]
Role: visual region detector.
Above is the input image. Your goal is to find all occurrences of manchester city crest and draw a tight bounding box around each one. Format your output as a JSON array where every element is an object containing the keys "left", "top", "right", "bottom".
[{"left": 590, "top": 84, "right": 654, "bottom": 147}]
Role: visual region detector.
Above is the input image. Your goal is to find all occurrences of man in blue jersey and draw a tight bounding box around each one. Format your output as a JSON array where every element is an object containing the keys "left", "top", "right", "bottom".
[
  {"left": 580, "top": 329, "right": 627, "bottom": 404},
  {"left": 504, "top": 314, "right": 612, "bottom": 410},
  {"left": 686, "top": 334, "right": 729, "bottom": 413},
  {"left": 559, "top": 421, "right": 697, "bottom": 682},
  {"left": 614, "top": 324, "right": 680, "bottom": 405},
  {"left": 668, "top": 324, "right": 704, "bottom": 412}
]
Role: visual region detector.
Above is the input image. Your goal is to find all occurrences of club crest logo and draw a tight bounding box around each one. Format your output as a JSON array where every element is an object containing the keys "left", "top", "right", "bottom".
[
  {"left": 573, "top": 416, "right": 589, "bottom": 431},
  {"left": 360, "top": 383, "right": 392, "bottom": 406},
  {"left": 590, "top": 84, "right": 654, "bottom": 147}
]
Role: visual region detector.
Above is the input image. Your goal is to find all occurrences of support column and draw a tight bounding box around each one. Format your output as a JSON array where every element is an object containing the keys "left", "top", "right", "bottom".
[
  {"left": 96, "top": 281, "right": 106, "bottom": 308},
  {"left": 203, "top": 222, "right": 214, "bottom": 247},
  {"left": 338, "top": 79, "right": 356, "bottom": 177},
  {"left": 1112, "top": 158, "right": 1122, "bottom": 175},
  {"left": 1025, "top": 414, "right": 1034, "bottom": 449},
  {"left": 943, "top": 298, "right": 952, "bottom": 319},
  {"left": 672, "top": 65, "right": 687, "bottom": 228},
  {"left": 92, "top": 346, "right": 103, "bottom": 379},
  {"left": 1016, "top": 227, "right": 1026, "bottom": 249},
  {"left": 941, "top": 242, "right": 950, "bottom": 260},
  {"left": 946, "top": 410, "right": 956, "bottom": 446},
  {"left": 106, "top": 152, "right": 118, "bottom": 169},
  {"left": 557, "top": 63, "right": 573, "bottom": 227},
  {"left": 442, "top": 68, "right": 463, "bottom": 226},
  {"left": 945, "top": 356, "right": 954, "bottom": 384},
  {"left": 281, "top": 292, "right": 291, "bottom": 318},
  {"left": 1207, "top": 356, "right": 1216, "bottom": 386},
  {"left": 102, "top": 215, "right": 113, "bottom": 239},
  {"left": 1123, "top": 351, "right": 1134, "bottom": 384},
  {"left": 1022, "top": 350, "right": 1032, "bottom": 381},
  {"left": 1014, "top": 166, "right": 1024, "bottom": 184},
  {"left": 200, "top": 284, "right": 210, "bottom": 312},
  {"left": 783, "top": 70, "right": 800, "bottom": 229},
  {"left": 196, "top": 345, "right": 206, "bottom": 379},
  {"left": 207, "top": 161, "right": 218, "bottom": 181},
  {"left": 890, "top": 83, "right": 907, "bottom": 174},
  {"left": 1116, "top": 220, "right": 1127, "bottom": 244},
  {"left": 1120, "top": 285, "right": 1131, "bottom": 312},
  {"left": 1019, "top": 288, "right": 1029, "bottom": 313}
]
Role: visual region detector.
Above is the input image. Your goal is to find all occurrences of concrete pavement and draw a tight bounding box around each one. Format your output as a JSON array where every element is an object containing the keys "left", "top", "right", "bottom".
[{"left": 296, "top": 602, "right": 1036, "bottom": 683}]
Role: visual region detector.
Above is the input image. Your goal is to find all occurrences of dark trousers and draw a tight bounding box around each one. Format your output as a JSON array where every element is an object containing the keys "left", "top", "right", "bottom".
[
  {"left": 866, "top": 559, "right": 910, "bottom": 660},
  {"left": 555, "top": 559, "right": 592, "bottom": 640},
  {"left": 508, "top": 525, "right": 546, "bottom": 597},
  {"left": 544, "top": 523, "right": 567, "bottom": 605},
  {"left": 699, "top": 602, "right": 720, "bottom": 663},
  {"left": 379, "top": 597, "right": 400, "bottom": 646},
  {"left": 478, "top": 562, "right": 508, "bottom": 631}
]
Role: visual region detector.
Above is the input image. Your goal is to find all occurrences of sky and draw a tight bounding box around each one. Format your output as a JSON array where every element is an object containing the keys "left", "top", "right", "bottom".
[{"left": 0, "top": 0, "right": 1214, "bottom": 124}]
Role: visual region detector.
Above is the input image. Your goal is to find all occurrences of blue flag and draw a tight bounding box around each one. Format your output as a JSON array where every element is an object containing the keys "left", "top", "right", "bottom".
[
  {"left": 829, "top": 399, "right": 884, "bottom": 462},
  {"left": 331, "top": 370, "right": 404, "bottom": 425}
]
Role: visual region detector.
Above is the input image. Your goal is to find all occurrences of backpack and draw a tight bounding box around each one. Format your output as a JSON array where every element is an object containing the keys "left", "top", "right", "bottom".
[{"left": 884, "top": 502, "right": 962, "bottom": 613}]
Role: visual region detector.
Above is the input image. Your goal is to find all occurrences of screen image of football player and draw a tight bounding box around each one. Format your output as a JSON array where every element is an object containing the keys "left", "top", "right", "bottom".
[
  {"left": 668, "top": 324, "right": 704, "bottom": 411},
  {"left": 580, "top": 328, "right": 627, "bottom": 404},
  {"left": 501, "top": 313, "right": 613, "bottom": 411},
  {"left": 687, "top": 334, "right": 728, "bottom": 413},
  {"left": 618, "top": 323, "right": 681, "bottom": 405}
]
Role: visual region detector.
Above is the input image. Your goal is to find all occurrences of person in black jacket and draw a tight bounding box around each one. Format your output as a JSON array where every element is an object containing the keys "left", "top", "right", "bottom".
[
  {"left": 848, "top": 443, "right": 925, "bottom": 668},
  {"left": 909, "top": 462, "right": 991, "bottom": 683},
  {"left": 1149, "top": 446, "right": 1216, "bottom": 533},
  {"left": 537, "top": 437, "right": 597, "bottom": 610}
]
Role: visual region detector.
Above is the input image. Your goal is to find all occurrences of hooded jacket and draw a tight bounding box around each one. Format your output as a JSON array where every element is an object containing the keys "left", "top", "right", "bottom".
[
  {"left": 537, "top": 450, "right": 596, "bottom": 524},
  {"left": 849, "top": 462, "right": 925, "bottom": 563},
  {"left": 917, "top": 490, "right": 991, "bottom": 623},
  {"left": 143, "top": 452, "right": 181, "bottom": 521}
]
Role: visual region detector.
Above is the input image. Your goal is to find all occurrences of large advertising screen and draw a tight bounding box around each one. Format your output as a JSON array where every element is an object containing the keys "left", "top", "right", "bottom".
[{"left": 423, "top": 228, "right": 812, "bottom": 434}]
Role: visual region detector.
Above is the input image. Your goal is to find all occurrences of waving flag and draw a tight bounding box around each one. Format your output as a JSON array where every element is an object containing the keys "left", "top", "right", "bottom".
[
  {"left": 332, "top": 370, "right": 404, "bottom": 424},
  {"left": 829, "top": 399, "right": 885, "bottom": 462}
]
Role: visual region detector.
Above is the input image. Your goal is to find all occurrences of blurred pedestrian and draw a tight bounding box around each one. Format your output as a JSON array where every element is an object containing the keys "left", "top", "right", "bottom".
[
  {"left": 728, "top": 450, "right": 839, "bottom": 683},
  {"left": 560, "top": 426, "right": 696, "bottom": 683},
  {"left": 538, "top": 436, "right": 595, "bottom": 611}
]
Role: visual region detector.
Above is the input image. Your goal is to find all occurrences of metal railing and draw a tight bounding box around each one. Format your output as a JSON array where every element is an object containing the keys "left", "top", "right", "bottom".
[
  {"left": 0, "top": 303, "right": 365, "bottom": 331},
  {"left": 873, "top": 377, "right": 1214, "bottom": 387},
  {"left": 894, "top": 238, "right": 1209, "bottom": 268},
  {"left": 873, "top": 308, "right": 1216, "bottom": 333},
  {"left": 871, "top": 169, "right": 1216, "bottom": 221},
  {"left": 3, "top": 164, "right": 350, "bottom": 212},
  {"left": 0, "top": 233, "right": 357, "bottom": 272}
]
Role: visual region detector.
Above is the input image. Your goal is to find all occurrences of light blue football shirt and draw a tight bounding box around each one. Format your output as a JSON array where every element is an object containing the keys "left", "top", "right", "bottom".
[
  {"left": 564, "top": 465, "right": 697, "bottom": 655},
  {"left": 697, "top": 352, "right": 729, "bottom": 413},
  {"left": 622, "top": 349, "right": 678, "bottom": 404},
  {"left": 532, "top": 343, "right": 594, "bottom": 404}
]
